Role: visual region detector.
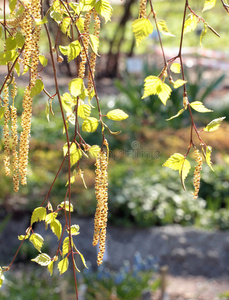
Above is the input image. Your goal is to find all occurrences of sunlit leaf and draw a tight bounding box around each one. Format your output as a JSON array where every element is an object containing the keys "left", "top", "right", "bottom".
[
  {"left": 47, "top": 261, "right": 54, "bottom": 276},
  {"left": 180, "top": 159, "right": 191, "bottom": 190},
  {"left": 15, "top": 32, "right": 25, "bottom": 48},
  {"left": 89, "top": 145, "right": 101, "bottom": 158},
  {"left": 75, "top": 17, "right": 85, "bottom": 32},
  {"left": 29, "top": 233, "right": 44, "bottom": 252},
  {"left": 30, "top": 79, "right": 44, "bottom": 98},
  {"left": 190, "top": 101, "right": 213, "bottom": 113},
  {"left": 107, "top": 109, "right": 129, "bottom": 121},
  {"left": 142, "top": 76, "right": 162, "bottom": 98},
  {"left": 45, "top": 212, "right": 58, "bottom": 225},
  {"left": 173, "top": 79, "right": 187, "bottom": 89},
  {"left": 206, "top": 146, "right": 214, "bottom": 171},
  {"left": 0, "top": 267, "right": 5, "bottom": 288},
  {"left": 59, "top": 201, "right": 74, "bottom": 212},
  {"left": 132, "top": 18, "right": 153, "bottom": 47},
  {"left": 50, "top": 219, "right": 62, "bottom": 240},
  {"left": 62, "top": 237, "right": 71, "bottom": 256},
  {"left": 89, "top": 34, "right": 99, "bottom": 55},
  {"left": 95, "top": 0, "right": 112, "bottom": 23},
  {"left": 31, "top": 253, "right": 51, "bottom": 266},
  {"left": 203, "top": 117, "right": 226, "bottom": 132},
  {"left": 18, "top": 233, "right": 30, "bottom": 241},
  {"left": 157, "top": 19, "right": 175, "bottom": 37},
  {"left": 82, "top": 117, "right": 99, "bottom": 132},
  {"left": 9, "top": 0, "right": 17, "bottom": 13},
  {"left": 73, "top": 244, "right": 88, "bottom": 269},
  {"left": 170, "top": 63, "right": 181, "bottom": 73},
  {"left": 58, "top": 257, "right": 69, "bottom": 275},
  {"left": 59, "top": 40, "right": 81, "bottom": 62},
  {"left": 78, "top": 104, "right": 91, "bottom": 119},
  {"left": 67, "top": 224, "right": 80, "bottom": 235},
  {"left": 166, "top": 108, "right": 185, "bottom": 121},
  {"left": 163, "top": 153, "right": 186, "bottom": 171},
  {"left": 69, "top": 78, "right": 84, "bottom": 98},
  {"left": 31, "top": 207, "right": 47, "bottom": 225},
  {"left": 60, "top": 17, "right": 71, "bottom": 36},
  {"left": 203, "top": 0, "right": 216, "bottom": 11},
  {"left": 200, "top": 24, "right": 208, "bottom": 46},
  {"left": 5, "top": 37, "right": 17, "bottom": 51},
  {"left": 184, "top": 14, "right": 198, "bottom": 34}
]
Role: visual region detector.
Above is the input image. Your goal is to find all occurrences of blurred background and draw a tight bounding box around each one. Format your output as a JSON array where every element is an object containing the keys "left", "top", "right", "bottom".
[{"left": 1, "top": 0, "right": 229, "bottom": 299}]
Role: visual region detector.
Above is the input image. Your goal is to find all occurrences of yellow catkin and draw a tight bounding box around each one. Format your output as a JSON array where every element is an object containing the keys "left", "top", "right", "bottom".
[
  {"left": 21, "top": 1, "right": 33, "bottom": 68},
  {"left": 78, "top": 10, "right": 93, "bottom": 79},
  {"left": 3, "top": 83, "right": 10, "bottom": 176},
  {"left": 88, "top": 12, "right": 100, "bottom": 94},
  {"left": 19, "top": 0, "right": 41, "bottom": 185},
  {"left": 139, "top": 0, "right": 147, "bottom": 18},
  {"left": 93, "top": 150, "right": 108, "bottom": 265},
  {"left": 193, "top": 149, "right": 203, "bottom": 199}
]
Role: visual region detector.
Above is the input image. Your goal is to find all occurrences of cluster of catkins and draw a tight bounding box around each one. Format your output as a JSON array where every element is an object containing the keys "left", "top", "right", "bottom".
[
  {"left": 93, "top": 150, "right": 108, "bottom": 265},
  {"left": 2, "top": 0, "right": 41, "bottom": 190},
  {"left": 193, "top": 148, "right": 203, "bottom": 199}
]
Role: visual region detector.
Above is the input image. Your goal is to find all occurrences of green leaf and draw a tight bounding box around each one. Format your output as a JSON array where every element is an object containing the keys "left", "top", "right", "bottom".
[
  {"left": 107, "top": 109, "right": 129, "bottom": 121},
  {"left": 184, "top": 14, "right": 198, "bottom": 34},
  {"left": 29, "top": 233, "right": 44, "bottom": 252},
  {"left": 39, "top": 55, "right": 48, "bottom": 67},
  {"left": 206, "top": 146, "right": 214, "bottom": 171},
  {"left": 59, "top": 40, "right": 81, "bottom": 62},
  {"left": 157, "top": 19, "right": 175, "bottom": 37},
  {"left": 18, "top": 233, "right": 30, "bottom": 241},
  {"left": 173, "top": 79, "right": 187, "bottom": 89},
  {"left": 203, "top": 117, "right": 226, "bottom": 132},
  {"left": 95, "top": 0, "right": 113, "bottom": 23},
  {"left": 0, "top": 267, "right": 5, "bottom": 288},
  {"left": 75, "top": 17, "right": 84, "bottom": 32},
  {"left": 66, "top": 169, "right": 77, "bottom": 186},
  {"left": 89, "top": 145, "right": 101, "bottom": 158},
  {"left": 30, "top": 79, "right": 44, "bottom": 98},
  {"left": 47, "top": 261, "right": 54, "bottom": 276},
  {"left": 45, "top": 212, "right": 58, "bottom": 225},
  {"left": 5, "top": 37, "right": 17, "bottom": 51},
  {"left": 59, "top": 201, "right": 74, "bottom": 212},
  {"left": 35, "top": 16, "right": 48, "bottom": 25},
  {"left": 78, "top": 0, "right": 96, "bottom": 13},
  {"left": 73, "top": 244, "right": 88, "bottom": 269},
  {"left": 15, "top": 32, "right": 25, "bottom": 48},
  {"left": 31, "top": 253, "right": 51, "bottom": 266},
  {"left": 78, "top": 104, "right": 91, "bottom": 119},
  {"left": 31, "top": 207, "right": 47, "bottom": 225},
  {"left": 67, "top": 224, "right": 80, "bottom": 235},
  {"left": 190, "top": 101, "right": 213, "bottom": 113},
  {"left": 50, "top": 219, "right": 62, "bottom": 240},
  {"left": 61, "top": 93, "right": 75, "bottom": 113},
  {"left": 132, "top": 18, "right": 153, "bottom": 47},
  {"left": 158, "top": 82, "right": 172, "bottom": 105},
  {"left": 63, "top": 143, "right": 82, "bottom": 166},
  {"left": 82, "top": 117, "right": 99, "bottom": 132},
  {"left": 58, "top": 257, "right": 69, "bottom": 275},
  {"left": 180, "top": 159, "right": 191, "bottom": 190},
  {"left": 9, "top": 0, "right": 17, "bottom": 14},
  {"left": 62, "top": 237, "right": 71, "bottom": 256},
  {"left": 69, "top": 78, "right": 84, "bottom": 97},
  {"left": 203, "top": 0, "right": 216, "bottom": 11},
  {"left": 60, "top": 17, "right": 71, "bottom": 36},
  {"left": 170, "top": 63, "right": 181, "bottom": 73},
  {"left": 200, "top": 24, "right": 208, "bottom": 46},
  {"left": 45, "top": 102, "right": 50, "bottom": 122},
  {"left": 166, "top": 109, "right": 185, "bottom": 121},
  {"left": 163, "top": 153, "right": 185, "bottom": 171},
  {"left": 89, "top": 34, "right": 99, "bottom": 55},
  {"left": 0, "top": 107, "right": 5, "bottom": 120},
  {"left": 14, "top": 62, "right": 20, "bottom": 76}
]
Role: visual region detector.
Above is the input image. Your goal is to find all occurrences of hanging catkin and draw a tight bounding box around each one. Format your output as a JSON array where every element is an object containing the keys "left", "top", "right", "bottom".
[
  {"left": 93, "top": 150, "right": 108, "bottom": 265},
  {"left": 193, "top": 148, "right": 203, "bottom": 199},
  {"left": 139, "top": 0, "right": 147, "bottom": 18},
  {"left": 88, "top": 11, "right": 100, "bottom": 94},
  {"left": 78, "top": 10, "right": 93, "bottom": 79},
  {"left": 3, "top": 82, "right": 10, "bottom": 176}
]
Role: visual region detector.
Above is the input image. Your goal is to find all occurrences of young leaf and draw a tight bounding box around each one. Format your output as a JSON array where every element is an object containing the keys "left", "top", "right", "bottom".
[
  {"left": 200, "top": 24, "right": 208, "bottom": 46},
  {"left": 166, "top": 108, "right": 185, "bottom": 121},
  {"left": 95, "top": 0, "right": 113, "bottom": 23},
  {"left": 47, "top": 261, "right": 54, "bottom": 276},
  {"left": 62, "top": 237, "right": 71, "bottom": 256},
  {"left": 45, "top": 212, "right": 58, "bottom": 225},
  {"left": 66, "top": 169, "right": 77, "bottom": 186},
  {"left": 180, "top": 159, "right": 191, "bottom": 190},
  {"left": 50, "top": 219, "right": 62, "bottom": 240},
  {"left": 15, "top": 32, "right": 25, "bottom": 48},
  {"left": 58, "top": 257, "right": 69, "bottom": 275},
  {"left": 60, "top": 17, "right": 71, "bottom": 36},
  {"left": 5, "top": 37, "right": 17, "bottom": 51},
  {"left": 157, "top": 19, "right": 175, "bottom": 37},
  {"left": 73, "top": 244, "right": 88, "bottom": 269},
  {"left": 0, "top": 267, "right": 5, "bottom": 288},
  {"left": 29, "top": 233, "right": 44, "bottom": 252},
  {"left": 31, "top": 207, "right": 47, "bottom": 225},
  {"left": 18, "top": 233, "right": 30, "bottom": 241},
  {"left": 59, "top": 201, "right": 74, "bottom": 212},
  {"left": 63, "top": 142, "right": 82, "bottom": 167},
  {"left": 203, "top": 0, "right": 216, "bottom": 11},
  {"left": 89, "top": 145, "right": 101, "bottom": 158},
  {"left": 59, "top": 40, "right": 81, "bottom": 62},
  {"left": 157, "top": 82, "right": 172, "bottom": 105},
  {"left": 203, "top": 117, "right": 226, "bottom": 132},
  {"left": 206, "top": 146, "right": 214, "bottom": 171},
  {"left": 173, "top": 79, "right": 187, "bottom": 89},
  {"left": 0, "top": 107, "right": 5, "bottom": 120},
  {"left": 67, "top": 224, "right": 80, "bottom": 236},
  {"left": 184, "top": 14, "right": 198, "bottom": 34},
  {"left": 132, "top": 18, "right": 153, "bottom": 47},
  {"left": 82, "top": 117, "right": 99, "bottom": 132},
  {"left": 190, "top": 101, "right": 213, "bottom": 113},
  {"left": 107, "top": 109, "right": 129, "bottom": 121},
  {"left": 30, "top": 79, "right": 44, "bottom": 98},
  {"left": 75, "top": 17, "right": 85, "bottom": 33},
  {"left": 9, "top": 0, "right": 17, "bottom": 13},
  {"left": 39, "top": 54, "right": 48, "bottom": 67},
  {"left": 31, "top": 253, "right": 51, "bottom": 266},
  {"left": 61, "top": 93, "right": 75, "bottom": 113},
  {"left": 170, "top": 63, "right": 181, "bottom": 73},
  {"left": 69, "top": 78, "right": 84, "bottom": 97},
  {"left": 89, "top": 34, "right": 99, "bottom": 55},
  {"left": 163, "top": 153, "right": 186, "bottom": 171},
  {"left": 78, "top": 104, "right": 91, "bottom": 119}
]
